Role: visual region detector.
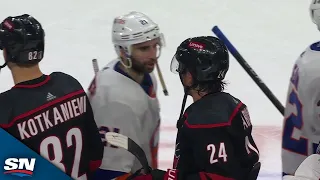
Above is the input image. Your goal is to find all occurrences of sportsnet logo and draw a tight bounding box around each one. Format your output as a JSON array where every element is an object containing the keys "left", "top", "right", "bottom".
[{"left": 3, "top": 158, "right": 36, "bottom": 177}]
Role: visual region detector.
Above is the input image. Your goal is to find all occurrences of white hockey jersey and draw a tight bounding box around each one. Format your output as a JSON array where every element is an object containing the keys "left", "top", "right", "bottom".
[
  {"left": 87, "top": 59, "right": 161, "bottom": 174},
  {"left": 283, "top": 154, "right": 320, "bottom": 180},
  {"left": 282, "top": 41, "right": 320, "bottom": 176}
]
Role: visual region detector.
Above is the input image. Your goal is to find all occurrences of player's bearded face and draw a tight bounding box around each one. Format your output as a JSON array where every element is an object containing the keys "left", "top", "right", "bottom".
[{"left": 131, "top": 38, "right": 161, "bottom": 73}]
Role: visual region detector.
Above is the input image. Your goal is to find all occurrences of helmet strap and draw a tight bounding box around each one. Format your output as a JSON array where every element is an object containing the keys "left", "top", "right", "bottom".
[
  {"left": 176, "top": 73, "right": 191, "bottom": 128},
  {"left": 118, "top": 45, "right": 133, "bottom": 69},
  {"left": 119, "top": 56, "right": 132, "bottom": 69},
  {"left": 176, "top": 88, "right": 189, "bottom": 129}
]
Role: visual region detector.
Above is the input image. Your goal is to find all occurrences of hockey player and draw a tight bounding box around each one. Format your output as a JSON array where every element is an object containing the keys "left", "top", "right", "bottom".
[
  {"left": 131, "top": 36, "right": 260, "bottom": 180},
  {"left": 281, "top": 0, "right": 320, "bottom": 176},
  {"left": 87, "top": 11, "right": 164, "bottom": 180},
  {"left": 0, "top": 14, "right": 104, "bottom": 179}
]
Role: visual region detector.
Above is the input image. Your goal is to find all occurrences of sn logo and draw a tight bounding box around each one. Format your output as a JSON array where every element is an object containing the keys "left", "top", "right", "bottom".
[{"left": 3, "top": 158, "right": 36, "bottom": 177}]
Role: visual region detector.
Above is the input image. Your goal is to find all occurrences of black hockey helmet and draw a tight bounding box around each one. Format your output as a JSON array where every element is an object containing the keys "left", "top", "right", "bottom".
[
  {"left": 0, "top": 14, "right": 45, "bottom": 67},
  {"left": 170, "top": 36, "right": 229, "bottom": 81}
]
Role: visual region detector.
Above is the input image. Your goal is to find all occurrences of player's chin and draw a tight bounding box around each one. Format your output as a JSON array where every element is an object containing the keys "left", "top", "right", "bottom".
[{"left": 145, "top": 65, "right": 155, "bottom": 73}]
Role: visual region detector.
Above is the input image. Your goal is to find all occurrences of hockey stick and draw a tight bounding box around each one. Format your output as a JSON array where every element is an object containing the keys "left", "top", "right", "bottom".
[
  {"left": 92, "top": 59, "right": 99, "bottom": 75},
  {"left": 155, "top": 62, "right": 169, "bottom": 96},
  {"left": 212, "top": 26, "right": 284, "bottom": 115},
  {"left": 105, "top": 132, "right": 151, "bottom": 174}
]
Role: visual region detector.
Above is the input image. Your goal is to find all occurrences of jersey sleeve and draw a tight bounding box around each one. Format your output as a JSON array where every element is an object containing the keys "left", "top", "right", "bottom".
[
  {"left": 85, "top": 95, "right": 104, "bottom": 172},
  {"left": 181, "top": 108, "right": 259, "bottom": 180}
]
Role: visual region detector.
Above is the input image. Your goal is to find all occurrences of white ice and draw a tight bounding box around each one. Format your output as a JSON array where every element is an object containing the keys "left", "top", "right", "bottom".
[{"left": 0, "top": 0, "right": 317, "bottom": 179}]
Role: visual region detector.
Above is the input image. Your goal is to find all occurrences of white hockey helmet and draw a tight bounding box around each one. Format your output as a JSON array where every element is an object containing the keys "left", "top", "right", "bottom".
[
  {"left": 310, "top": 0, "right": 320, "bottom": 30},
  {"left": 112, "top": 11, "right": 165, "bottom": 57}
]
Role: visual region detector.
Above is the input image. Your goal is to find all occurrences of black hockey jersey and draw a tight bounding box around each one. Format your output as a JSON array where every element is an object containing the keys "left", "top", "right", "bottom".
[
  {"left": 0, "top": 72, "right": 104, "bottom": 179},
  {"left": 173, "top": 92, "right": 259, "bottom": 180}
]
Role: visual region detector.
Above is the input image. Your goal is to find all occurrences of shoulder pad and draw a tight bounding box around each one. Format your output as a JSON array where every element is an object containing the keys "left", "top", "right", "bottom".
[{"left": 50, "top": 72, "right": 82, "bottom": 90}]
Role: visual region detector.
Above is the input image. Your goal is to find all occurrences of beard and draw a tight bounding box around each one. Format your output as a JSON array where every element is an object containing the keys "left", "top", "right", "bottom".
[{"left": 131, "top": 57, "right": 156, "bottom": 74}]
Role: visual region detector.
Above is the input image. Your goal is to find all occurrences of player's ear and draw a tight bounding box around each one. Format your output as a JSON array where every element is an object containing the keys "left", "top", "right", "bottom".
[
  {"left": 184, "top": 71, "right": 194, "bottom": 87},
  {"left": 119, "top": 47, "right": 127, "bottom": 60}
]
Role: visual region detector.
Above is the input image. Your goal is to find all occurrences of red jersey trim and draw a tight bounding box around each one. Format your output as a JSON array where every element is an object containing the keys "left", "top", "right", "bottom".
[{"left": 13, "top": 75, "right": 51, "bottom": 88}]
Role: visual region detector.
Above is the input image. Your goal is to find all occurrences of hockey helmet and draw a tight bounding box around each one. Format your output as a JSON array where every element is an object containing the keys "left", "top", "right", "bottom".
[
  {"left": 111, "top": 11, "right": 165, "bottom": 57},
  {"left": 170, "top": 36, "right": 229, "bottom": 81},
  {"left": 0, "top": 14, "right": 45, "bottom": 65}
]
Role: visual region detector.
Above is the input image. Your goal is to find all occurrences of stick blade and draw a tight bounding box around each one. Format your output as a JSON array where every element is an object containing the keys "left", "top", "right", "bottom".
[
  {"left": 105, "top": 132, "right": 151, "bottom": 174},
  {"left": 105, "top": 132, "right": 128, "bottom": 149}
]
